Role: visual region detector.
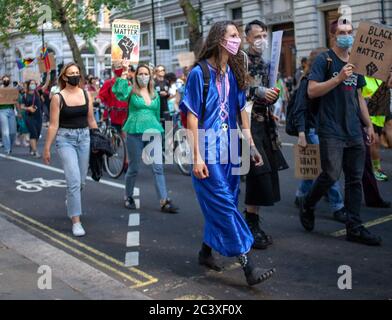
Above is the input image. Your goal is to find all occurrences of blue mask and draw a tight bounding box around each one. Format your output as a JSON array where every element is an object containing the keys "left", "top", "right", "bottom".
[{"left": 336, "top": 35, "right": 354, "bottom": 49}]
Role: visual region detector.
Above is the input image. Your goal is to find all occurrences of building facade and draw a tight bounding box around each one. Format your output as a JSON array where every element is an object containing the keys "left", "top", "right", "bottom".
[
  {"left": 112, "top": 0, "right": 391, "bottom": 77},
  {"left": 0, "top": 5, "right": 113, "bottom": 82}
]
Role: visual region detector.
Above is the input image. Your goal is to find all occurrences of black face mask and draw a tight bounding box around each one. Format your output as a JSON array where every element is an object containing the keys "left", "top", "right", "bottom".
[
  {"left": 3, "top": 80, "right": 10, "bottom": 87},
  {"left": 66, "top": 75, "right": 80, "bottom": 86}
]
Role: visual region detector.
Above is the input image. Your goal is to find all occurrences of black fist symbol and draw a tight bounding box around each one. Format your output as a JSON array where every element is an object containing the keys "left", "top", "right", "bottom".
[{"left": 118, "top": 36, "right": 135, "bottom": 60}]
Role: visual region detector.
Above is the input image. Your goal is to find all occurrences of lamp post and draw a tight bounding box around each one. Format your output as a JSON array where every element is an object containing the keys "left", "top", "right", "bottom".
[{"left": 151, "top": 0, "right": 157, "bottom": 66}]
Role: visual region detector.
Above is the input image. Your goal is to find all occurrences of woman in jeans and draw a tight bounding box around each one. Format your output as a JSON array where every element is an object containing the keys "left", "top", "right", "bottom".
[
  {"left": 43, "top": 62, "right": 98, "bottom": 237},
  {"left": 112, "top": 61, "right": 178, "bottom": 213}
]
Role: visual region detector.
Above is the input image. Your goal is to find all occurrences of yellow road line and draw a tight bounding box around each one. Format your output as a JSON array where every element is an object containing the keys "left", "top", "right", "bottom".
[
  {"left": 0, "top": 202, "right": 158, "bottom": 285},
  {"left": 0, "top": 210, "right": 144, "bottom": 286},
  {"left": 331, "top": 214, "right": 392, "bottom": 237}
]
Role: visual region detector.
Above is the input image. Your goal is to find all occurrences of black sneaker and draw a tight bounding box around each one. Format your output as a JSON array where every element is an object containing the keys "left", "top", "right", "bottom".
[
  {"left": 161, "top": 199, "right": 178, "bottom": 214},
  {"left": 198, "top": 251, "right": 222, "bottom": 272},
  {"left": 346, "top": 226, "right": 382, "bottom": 246},
  {"left": 124, "top": 197, "right": 136, "bottom": 210},
  {"left": 298, "top": 196, "right": 315, "bottom": 232},
  {"left": 333, "top": 208, "right": 347, "bottom": 224}
]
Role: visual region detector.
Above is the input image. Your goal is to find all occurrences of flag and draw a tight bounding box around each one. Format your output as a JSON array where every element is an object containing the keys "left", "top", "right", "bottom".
[
  {"left": 16, "top": 58, "right": 35, "bottom": 70},
  {"left": 40, "top": 47, "right": 50, "bottom": 71}
]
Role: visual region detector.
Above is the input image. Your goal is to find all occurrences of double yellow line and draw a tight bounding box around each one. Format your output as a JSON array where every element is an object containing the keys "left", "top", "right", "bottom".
[{"left": 0, "top": 202, "right": 158, "bottom": 289}]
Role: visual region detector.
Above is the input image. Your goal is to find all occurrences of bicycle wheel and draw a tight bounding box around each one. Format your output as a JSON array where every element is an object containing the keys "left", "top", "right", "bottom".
[
  {"left": 174, "top": 130, "right": 192, "bottom": 176},
  {"left": 104, "top": 129, "right": 126, "bottom": 179}
]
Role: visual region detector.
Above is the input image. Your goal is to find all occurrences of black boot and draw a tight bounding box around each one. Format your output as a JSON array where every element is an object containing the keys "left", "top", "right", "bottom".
[
  {"left": 198, "top": 243, "right": 222, "bottom": 272},
  {"left": 238, "top": 254, "right": 276, "bottom": 286},
  {"left": 346, "top": 226, "right": 382, "bottom": 246},
  {"left": 245, "top": 211, "right": 272, "bottom": 250},
  {"left": 298, "top": 196, "right": 315, "bottom": 231}
]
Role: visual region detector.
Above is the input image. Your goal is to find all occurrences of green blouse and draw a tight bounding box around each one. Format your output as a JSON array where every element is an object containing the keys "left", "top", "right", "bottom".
[{"left": 112, "top": 78, "right": 163, "bottom": 134}]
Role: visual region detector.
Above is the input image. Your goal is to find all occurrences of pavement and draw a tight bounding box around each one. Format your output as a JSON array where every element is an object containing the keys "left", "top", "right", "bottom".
[{"left": 0, "top": 128, "right": 391, "bottom": 300}]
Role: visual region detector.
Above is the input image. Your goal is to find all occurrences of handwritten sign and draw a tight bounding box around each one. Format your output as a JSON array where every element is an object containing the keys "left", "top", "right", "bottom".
[
  {"left": 269, "top": 30, "right": 283, "bottom": 88},
  {"left": 294, "top": 144, "right": 321, "bottom": 180},
  {"left": 22, "top": 68, "right": 41, "bottom": 82},
  {"left": 349, "top": 21, "right": 392, "bottom": 82},
  {"left": 177, "top": 52, "right": 195, "bottom": 68},
  {"left": 0, "top": 88, "right": 19, "bottom": 105},
  {"left": 38, "top": 53, "right": 56, "bottom": 73},
  {"left": 111, "top": 19, "right": 140, "bottom": 65}
]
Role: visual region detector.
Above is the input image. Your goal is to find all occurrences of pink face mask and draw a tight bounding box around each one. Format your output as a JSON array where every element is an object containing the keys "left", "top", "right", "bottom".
[{"left": 222, "top": 37, "right": 241, "bottom": 55}]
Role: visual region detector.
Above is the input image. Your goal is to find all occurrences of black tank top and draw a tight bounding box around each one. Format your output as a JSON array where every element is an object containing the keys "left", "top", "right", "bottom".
[{"left": 58, "top": 90, "right": 89, "bottom": 129}]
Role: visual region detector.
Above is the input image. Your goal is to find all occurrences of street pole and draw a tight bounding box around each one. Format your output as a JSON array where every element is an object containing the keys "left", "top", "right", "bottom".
[
  {"left": 380, "top": 0, "right": 386, "bottom": 24},
  {"left": 151, "top": 0, "right": 157, "bottom": 66},
  {"left": 199, "top": 0, "right": 203, "bottom": 36}
]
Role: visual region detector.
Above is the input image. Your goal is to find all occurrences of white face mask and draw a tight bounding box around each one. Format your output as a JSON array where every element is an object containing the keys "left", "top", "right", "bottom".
[
  {"left": 253, "top": 38, "right": 268, "bottom": 53},
  {"left": 137, "top": 75, "right": 150, "bottom": 87}
]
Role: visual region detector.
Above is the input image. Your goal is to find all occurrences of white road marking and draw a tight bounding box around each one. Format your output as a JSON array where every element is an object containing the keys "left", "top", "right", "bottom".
[
  {"left": 128, "top": 214, "right": 140, "bottom": 227},
  {"left": 125, "top": 252, "right": 139, "bottom": 267},
  {"left": 282, "top": 142, "right": 294, "bottom": 147},
  {"left": 126, "top": 231, "right": 140, "bottom": 247},
  {"left": 0, "top": 153, "right": 139, "bottom": 194}
]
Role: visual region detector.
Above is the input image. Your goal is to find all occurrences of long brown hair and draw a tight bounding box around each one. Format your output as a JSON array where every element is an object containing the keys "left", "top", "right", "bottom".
[
  {"left": 132, "top": 64, "right": 156, "bottom": 99},
  {"left": 58, "top": 62, "right": 84, "bottom": 90},
  {"left": 197, "top": 21, "right": 247, "bottom": 90}
]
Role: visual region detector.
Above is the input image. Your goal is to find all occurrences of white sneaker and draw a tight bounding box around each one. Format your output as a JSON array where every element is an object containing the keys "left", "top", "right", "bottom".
[{"left": 72, "top": 223, "right": 86, "bottom": 237}]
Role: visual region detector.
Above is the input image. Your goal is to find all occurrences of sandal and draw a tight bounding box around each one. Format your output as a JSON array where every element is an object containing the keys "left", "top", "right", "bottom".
[{"left": 160, "top": 199, "right": 178, "bottom": 214}]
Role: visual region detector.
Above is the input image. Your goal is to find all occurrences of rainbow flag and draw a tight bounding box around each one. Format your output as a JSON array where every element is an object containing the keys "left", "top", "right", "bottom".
[
  {"left": 40, "top": 47, "right": 50, "bottom": 71},
  {"left": 16, "top": 58, "right": 35, "bottom": 70}
]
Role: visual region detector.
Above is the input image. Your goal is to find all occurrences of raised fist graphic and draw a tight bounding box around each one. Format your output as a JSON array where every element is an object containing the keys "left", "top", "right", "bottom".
[{"left": 118, "top": 36, "right": 135, "bottom": 60}]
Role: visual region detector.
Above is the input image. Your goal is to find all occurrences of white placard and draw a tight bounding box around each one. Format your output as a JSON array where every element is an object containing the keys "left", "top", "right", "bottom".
[{"left": 269, "top": 30, "right": 284, "bottom": 88}]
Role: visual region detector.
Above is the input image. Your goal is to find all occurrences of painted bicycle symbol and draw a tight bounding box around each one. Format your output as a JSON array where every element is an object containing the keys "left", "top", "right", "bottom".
[{"left": 15, "top": 178, "right": 67, "bottom": 193}]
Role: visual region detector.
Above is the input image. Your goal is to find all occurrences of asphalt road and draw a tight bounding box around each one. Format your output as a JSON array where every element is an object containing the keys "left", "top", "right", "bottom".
[{"left": 0, "top": 128, "right": 391, "bottom": 300}]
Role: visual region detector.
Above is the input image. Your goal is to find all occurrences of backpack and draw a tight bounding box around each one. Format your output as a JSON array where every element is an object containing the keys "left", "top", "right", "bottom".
[{"left": 285, "top": 52, "right": 332, "bottom": 137}]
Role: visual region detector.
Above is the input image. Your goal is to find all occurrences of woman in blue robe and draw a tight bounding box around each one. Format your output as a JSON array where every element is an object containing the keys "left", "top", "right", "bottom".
[{"left": 180, "top": 21, "right": 276, "bottom": 286}]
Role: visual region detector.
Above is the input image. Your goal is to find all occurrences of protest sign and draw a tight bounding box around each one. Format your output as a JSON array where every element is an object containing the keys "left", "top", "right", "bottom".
[
  {"left": 294, "top": 144, "right": 321, "bottom": 180},
  {"left": 111, "top": 19, "right": 140, "bottom": 65},
  {"left": 269, "top": 30, "right": 283, "bottom": 88},
  {"left": 22, "top": 68, "right": 41, "bottom": 82},
  {"left": 349, "top": 21, "right": 392, "bottom": 82},
  {"left": 38, "top": 53, "right": 56, "bottom": 73},
  {"left": 177, "top": 52, "right": 195, "bottom": 68},
  {"left": 0, "top": 88, "right": 19, "bottom": 105}
]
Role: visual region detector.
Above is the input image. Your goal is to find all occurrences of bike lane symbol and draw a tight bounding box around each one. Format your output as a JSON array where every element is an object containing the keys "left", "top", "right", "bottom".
[{"left": 15, "top": 178, "right": 67, "bottom": 193}]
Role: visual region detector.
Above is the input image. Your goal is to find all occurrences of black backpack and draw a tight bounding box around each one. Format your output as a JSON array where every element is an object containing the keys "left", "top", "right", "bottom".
[{"left": 285, "top": 52, "right": 332, "bottom": 137}]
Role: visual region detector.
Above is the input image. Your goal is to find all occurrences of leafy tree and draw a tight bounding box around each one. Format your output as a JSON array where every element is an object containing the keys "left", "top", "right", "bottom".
[
  {"left": 0, "top": 0, "right": 133, "bottom": 76},
  {"left": 178, "top": 0, "right": 202, "bottom": 54}
]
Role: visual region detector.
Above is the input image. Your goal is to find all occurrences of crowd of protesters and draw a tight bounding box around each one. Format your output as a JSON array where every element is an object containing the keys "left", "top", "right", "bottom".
[{"left": 1, "top": 17, "right": 391, "bottom": 287}]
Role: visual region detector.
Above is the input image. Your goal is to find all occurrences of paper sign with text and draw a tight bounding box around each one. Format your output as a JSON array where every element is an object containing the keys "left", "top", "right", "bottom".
[
  {"left": 177, "top": 52, "right": 195, "bottom": 68},
  {"left": 0, "top": 88, "right": 19, "bottom": 105},
  {"left": 38, "top": 53, "right": 56, "bottom": 73},
  {"left": 349, "top": 21, "right": 392, "bottom": 82},
  {"left": 294, "top": 144, "right": 322, "bottom": 180},
  {"left": 269, "top": 30, "right": 283, "bottom": 88},
  {"left": 111, "top": 19, "right": 140, "bottom": 65}
]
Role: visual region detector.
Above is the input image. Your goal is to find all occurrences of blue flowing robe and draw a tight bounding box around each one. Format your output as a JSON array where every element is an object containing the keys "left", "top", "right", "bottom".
[{"left": 180, "top": 61, "right": 254, "bottom": 257}]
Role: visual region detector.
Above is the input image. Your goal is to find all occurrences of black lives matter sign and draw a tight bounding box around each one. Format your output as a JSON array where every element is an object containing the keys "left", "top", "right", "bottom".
[
  {"left": 349, "top": 21, "right": 392, "bottom": 81},
  {"left": 294, "top": 144, "right": 322, "bottom": 180}
]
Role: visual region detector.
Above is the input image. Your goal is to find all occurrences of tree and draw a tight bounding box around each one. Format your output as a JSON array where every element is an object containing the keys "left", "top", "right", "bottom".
[
  {"left": 0, "top": 0, "right": 132, "bottom": 77},
  {"left": 178, "top": 0, "right": 202, "bottom": 54}
]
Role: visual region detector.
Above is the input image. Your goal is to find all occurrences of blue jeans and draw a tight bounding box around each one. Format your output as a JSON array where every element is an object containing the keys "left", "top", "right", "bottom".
[
  {"left": 0, "top": 108, "right": 17, "bottom": 153},
  {"left": 125, "top": 133, "right": 168, "bottom": 201},
  {"left": 296, "top": 129, "right": 344, "bottom": 213},
  {"left": 56, "top": 128, "right": 90, "bottom": 218}
]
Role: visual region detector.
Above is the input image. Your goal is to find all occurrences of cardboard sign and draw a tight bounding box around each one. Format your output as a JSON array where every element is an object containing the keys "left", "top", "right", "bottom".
[
  {"left": 294, "top": 144, "right": 322, "bottom": 180},
  {"left": 177, "top": 52, "right": 195, "bottom": 68},
  {"left": 22, "top": 68, "right": 41, "bottom": 82},
  {"left": 38, "top": 53, "right": 56, "bottom": 73},
  {"left": 111, "top": 19, "right": 140, "bottom": 65},
  {"left": 349, "top": 21, "right": 392, "bottom": 82},
  {"left": 0, "top": 88, "right": 19, "bottom": 105},
  {"left": 269, "top": 30, "right": 283, "bottom": 88}
]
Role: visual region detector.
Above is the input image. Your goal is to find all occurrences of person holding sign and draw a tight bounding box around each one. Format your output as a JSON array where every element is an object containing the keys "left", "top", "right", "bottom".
[
  {"left": 298, "top": 19, "right": 382, "bottom": 246},
  {"left": 243, "top": 20, "right": 289, "bottom": 250},
  {"left": 112, "top": 60, "right": 179, "bottom": 214},
  {"left": 0, "top": 75, "right": 17, "bottom": 155}
]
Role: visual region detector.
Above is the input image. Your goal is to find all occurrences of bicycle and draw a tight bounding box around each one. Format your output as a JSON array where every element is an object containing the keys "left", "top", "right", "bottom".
[{"left": 96, "top": 104, "right": 127, "bottom": 179}]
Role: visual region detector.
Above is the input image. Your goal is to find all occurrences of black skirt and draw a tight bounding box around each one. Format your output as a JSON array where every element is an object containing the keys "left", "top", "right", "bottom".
[{"left": 245, "top": 118, "right": 288, "bottom": 206}]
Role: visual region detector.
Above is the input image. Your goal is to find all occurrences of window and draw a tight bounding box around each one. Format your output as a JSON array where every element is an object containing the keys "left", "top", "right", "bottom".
[
  {"left": 140, "top": 31, "right": 151, "bottom": 63},
  {"left": 103, "top": 46, "right": 111, "bottom": 79},
  {"left": 80, "top": 46, "right": 96, "bottom": 76},
  {"left": 232, "top": 7, "right": 242, "bottom": 24},
  {"left": 171, "top": 21, "right": 189, "bottom": 50}
]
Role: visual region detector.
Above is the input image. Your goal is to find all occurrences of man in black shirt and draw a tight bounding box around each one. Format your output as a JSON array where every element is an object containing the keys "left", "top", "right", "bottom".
[{"left": 154, "top": 65, "right": 170, "bottom": 121}]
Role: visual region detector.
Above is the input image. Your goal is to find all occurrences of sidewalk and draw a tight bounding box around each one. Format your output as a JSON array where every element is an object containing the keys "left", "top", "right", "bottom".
[{"left": 0, "top": 213, "right": 150, "bottom": 300}]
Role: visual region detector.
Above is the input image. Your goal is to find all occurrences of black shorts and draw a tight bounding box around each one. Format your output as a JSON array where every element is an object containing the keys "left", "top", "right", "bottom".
[
  {"left": 373, "top": 123, "right": 383, "bottom": 136},
  {"left": 25, "top": 116, "right": 42, "bottom": 140}
]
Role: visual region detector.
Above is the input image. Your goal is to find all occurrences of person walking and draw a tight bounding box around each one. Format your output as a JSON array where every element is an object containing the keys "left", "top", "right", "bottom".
[
  {"left": 0, "top": 75, "right": 17, "bottom": 156},
  {"left": 112, "top": 61, "right": 178, "bottom": 214},
  {"left": 180, "top": 21, "right": 275, "bottom": 286},
  {"left": 43, "top": 62, "right": 98, "bottom": 237}
]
